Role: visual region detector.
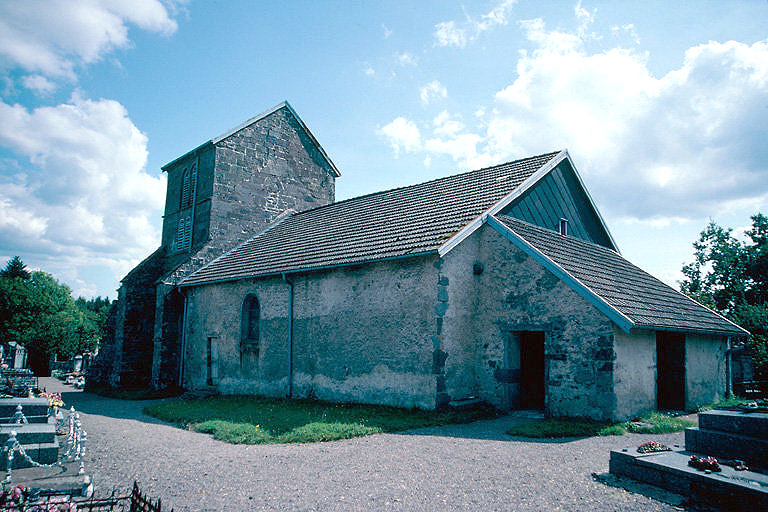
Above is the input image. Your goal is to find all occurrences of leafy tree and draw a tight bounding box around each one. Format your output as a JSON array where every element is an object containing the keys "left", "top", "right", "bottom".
[
  {"left": 0, "top": 256, "right": 30, "bottom": 280},
  {"left": 681, "top": 213, "right": 768, "bottom": 378},
  {"left": 0, "top": 257, "right": 107, "bottom": 372}
]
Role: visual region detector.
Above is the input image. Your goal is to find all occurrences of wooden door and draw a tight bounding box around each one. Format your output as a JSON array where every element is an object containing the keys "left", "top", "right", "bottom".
[
  {"left": 520, "top": 331, "right": 545, "bottom": 409},
  {"left": 656, "top": 332, "right": 686, "bottom": 410}
]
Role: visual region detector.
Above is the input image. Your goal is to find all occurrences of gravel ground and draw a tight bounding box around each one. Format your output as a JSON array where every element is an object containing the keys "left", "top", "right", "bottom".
[{"left": 44, "top": 378, "right": 687, "bottom": 511}]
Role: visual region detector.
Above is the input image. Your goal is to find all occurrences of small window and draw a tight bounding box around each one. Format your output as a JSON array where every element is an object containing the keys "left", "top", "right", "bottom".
[
  {"left": 180, "top": 164, "right": 197, "bottom": 209},
  {"left": 207, "top": 336, "right": 218, "bottom": 386},
  {"left": 559, "top": 218, "right": 569, "bottom": 236},
  {"left": 241, "top": 294, "right": 260, "bottom": 355},
  {"left": 175, "top": 216, "right": 192, "bottom": 251}
]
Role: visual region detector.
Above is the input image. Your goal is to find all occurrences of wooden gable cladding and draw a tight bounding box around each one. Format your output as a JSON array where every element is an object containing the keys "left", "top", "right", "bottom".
[{"left": 501, "top": 160, "right": 613, "bottom": 249}]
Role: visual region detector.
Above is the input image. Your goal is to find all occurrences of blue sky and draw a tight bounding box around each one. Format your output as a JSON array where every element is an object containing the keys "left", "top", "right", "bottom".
[{"left": 0, "top": 0, "right": 767, "bottom": 298}]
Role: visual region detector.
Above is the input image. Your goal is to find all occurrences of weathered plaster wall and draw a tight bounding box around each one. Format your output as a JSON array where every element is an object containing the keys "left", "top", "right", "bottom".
[
  {"left": 184, "top": 256, "right": 438, "bottom": 409},
  {"left": 686, "top": 333, "right": 727, "bottom": 409},
  {"left": 613, "top": 328, "right": 656, "bottom": 420},
  {"left": 98, "top": 106, "right": 339, "bottom": 392},
  {"left": 184, "top": 278, "right": 291, "bottom": 397},
  {"left": 440, "top": 225, "right": 618, "bottom": 420}
]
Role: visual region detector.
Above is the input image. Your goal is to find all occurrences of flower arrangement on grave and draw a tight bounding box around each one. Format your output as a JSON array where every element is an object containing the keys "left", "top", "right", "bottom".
[
  {"left": 636, "top": 440, "right": 671, "bottom": 454},
  {"left": 0, "top": 484, "right": 77, "bottom": 511},
  {"left": 0, "top": 484, "right": 30, "bottom": 507},
  {"left": 688, "top": 455, "right": 721, "bottom": 472},
  {"left": 39, "top": 392, "right": 64, "bottom": 409}
]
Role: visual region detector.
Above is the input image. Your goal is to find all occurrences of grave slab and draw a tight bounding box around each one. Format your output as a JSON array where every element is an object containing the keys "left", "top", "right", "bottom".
[
  {"left": 610, "top": 449, "right": 768, "bottom": 511},
  {"left": 686, "top": 426, "right": 768, "bottom": 468}
]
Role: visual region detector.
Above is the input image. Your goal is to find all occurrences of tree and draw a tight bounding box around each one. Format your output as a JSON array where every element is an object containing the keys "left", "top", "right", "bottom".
[
  {"left": 681, "top": 213, "right": 768, "bottom": 378},
  {"left": 0, "top": 256, "right": 30, "bottom": 280},
  {"left": 0, "top": 258, "right": 106, "bottom": 373}
]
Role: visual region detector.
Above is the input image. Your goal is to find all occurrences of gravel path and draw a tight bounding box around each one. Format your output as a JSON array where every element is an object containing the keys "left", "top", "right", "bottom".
[{"left": 44, "top": 378, "right": 686, "bottom": 511}]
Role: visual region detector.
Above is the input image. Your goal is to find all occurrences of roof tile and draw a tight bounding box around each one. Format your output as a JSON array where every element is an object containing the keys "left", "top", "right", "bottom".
[
  {"left": 182, "top": 152, "right": 559, "bottom": 285},
  {"left": 494, "top": 215, "right": 746, "bottom": 336}
]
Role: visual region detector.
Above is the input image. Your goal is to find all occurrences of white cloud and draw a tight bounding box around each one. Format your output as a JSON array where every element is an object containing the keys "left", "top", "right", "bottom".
[
  {"left": 0, "top": 94, "right": 165, "bottom": 292},
  {"left": 364, "top": 65, "right": 375, "bottom": 76},
  {"left": 611, "top": 23, "right": 640, "bottom": 45},
  {"left": 21, "top": 75, "right": 57, "bottom": 94},
  {"left": 434, "top": 21, "right": 468, "bottom": 48},
  {"left": 381, "top": 110, "right": 494, "bottom": 170},
  {"left": 382, "top": 24, "right": 392, "bottom": 39},
  {"left": 0, "top": 0, "right": 178, "bottom": 79},
  {"left": 379, "top": 117, "right": 422, "bottom": 156},
  {"left": 399, "top": 12, "right": 768, "bottom": 222},
  {"left": 432, "top": 111, "right": 464, "bottom": 137},
  {"left": 420, "top": 80, "right": 448, "bottom": 105},
  {"left": 433, "top": 0, "right": 516, "bottom": 48},
  {"left": 396, "top": 52, "right": 417, "bottom": 66},
  {"left": 485, "top": 18, "right": 768, "bottom": 220}
]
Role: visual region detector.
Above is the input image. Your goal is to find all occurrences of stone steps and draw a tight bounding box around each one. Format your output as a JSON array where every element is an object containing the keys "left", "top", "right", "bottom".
[
  {"left": 0, "top": 441, "right": 60, "bottom": 470},
  {"left": 0, "top": 423, "right": 57, "bottom": 445},
  {"left": 610, "top": 449, "right": 768, "bottom": 511},
  {"left": 686, "top": 426, "right": 768, "bottom": 469},
  {"left": 0, "top": 398, "right": 51, "bottom": 424},
  {"left": 699, "top": 409, "right": 768, "bottom": 439},
  {"left": 8, "top": 462, "right": 92, "bottom": 498}
]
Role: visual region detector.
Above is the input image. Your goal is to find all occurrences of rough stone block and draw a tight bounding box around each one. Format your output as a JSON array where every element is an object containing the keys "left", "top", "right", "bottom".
[
  {"left": 686, "top": 426, "right": 768, "bottom": 468},
  {"left": 699, "top": 409, "right": 768, "bottom": 439}
]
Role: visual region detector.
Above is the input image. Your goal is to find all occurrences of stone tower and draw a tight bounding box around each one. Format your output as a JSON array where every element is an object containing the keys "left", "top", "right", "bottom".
[{"left": 89, "top": 102, "right": 339, "bottom": 390}]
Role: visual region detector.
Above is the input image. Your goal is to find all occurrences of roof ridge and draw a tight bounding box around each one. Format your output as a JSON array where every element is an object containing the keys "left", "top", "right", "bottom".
[{"left": 295, "top": 151, "right": 560, "bottom": 217}]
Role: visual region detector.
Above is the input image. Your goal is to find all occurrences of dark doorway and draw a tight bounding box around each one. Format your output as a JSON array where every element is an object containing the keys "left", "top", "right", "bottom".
[
  {"left": 657, "top": 332, "right": 686, "bottom": 410},
  {"left": 519, "top": 331, "right": 546, "bottom": 409}
]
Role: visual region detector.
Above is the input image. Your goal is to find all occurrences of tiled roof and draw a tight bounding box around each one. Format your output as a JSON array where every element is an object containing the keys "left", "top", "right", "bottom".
[
  {"left": 182, "top": 152, "right": 559, "bottom": 286},
  {"left": 493, "top": 215, "right": 747, "bottom": 336}
]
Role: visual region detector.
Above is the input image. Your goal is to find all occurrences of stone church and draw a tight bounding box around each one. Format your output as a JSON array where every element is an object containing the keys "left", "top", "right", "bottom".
[{"left": 91, "top": 102, "right": 747, "bottom": 421}]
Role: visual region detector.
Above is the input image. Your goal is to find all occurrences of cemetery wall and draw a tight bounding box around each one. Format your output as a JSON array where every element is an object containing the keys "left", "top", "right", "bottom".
[
  {"left": 440, "top": 225, "right": 618, "bottom": 420},
  {"left": 183, "top": 255, "right": 439, "bottom": 409}
]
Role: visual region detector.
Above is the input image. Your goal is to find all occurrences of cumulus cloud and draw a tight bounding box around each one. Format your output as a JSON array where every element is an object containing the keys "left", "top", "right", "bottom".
[
  {"left": 21, "top": 75, "right": 57, "bottom": 94},
  {"left": 379, "top": 117, "right": 422, "bottom": 156},
  {"left": 0, "top": 94, "right": 165, "bottom": 291},
  {"left": 420, "top": 80, "right": 448, "bottom": 105},
  {"left": 434, "top": 21, "right": 467, "bottom": 49},
  {"left": 391, "top": 11, "right": 768, "bottom": 222},
  {"left": 433, "top": 0, "right": 516, "bottom": 48},
  {"left": 0, "top": 0, "right": 178, "bottom": 79},
  {"left": 432, "top": 111, "right": 464, "bottom": 137},
  {"left": 380, "top": 111, "right": 495, "bottom": 170},
  {"left": 487, "top": 18, "right": 768, "bottom": 220}
]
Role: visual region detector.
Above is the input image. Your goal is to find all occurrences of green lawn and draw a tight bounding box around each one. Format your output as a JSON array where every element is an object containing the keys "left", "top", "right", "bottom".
[
  {"left": 505, "top": 412, "right": 695, "bottom": 439},
  {"left": 144, "top": 396, "right": 495, "bottom": 444}
]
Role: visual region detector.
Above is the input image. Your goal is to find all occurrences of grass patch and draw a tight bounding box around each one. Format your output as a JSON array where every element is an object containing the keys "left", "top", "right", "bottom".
[
  {"left": 504, "top": 418, "right": 610, "bottom": 438},
  {"left": 506, "top": 411, "right": 694, "bottom": 439},
  {"left": 698, "top": 394, "right": 750, "bottom": 412},
  {"left": 86, "top": 383, "right": 184, "bottom": 401},
  {"left": 144, "top": 396, "right": 495, "bottom": 444}
]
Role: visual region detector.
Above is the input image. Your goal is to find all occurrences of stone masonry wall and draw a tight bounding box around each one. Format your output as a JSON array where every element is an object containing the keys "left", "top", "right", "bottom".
[
  {"left": 183, "top": 256, "right": 438, "bottom": 409},
  {"left": 210, "top": 106, "right": 335, "bottom": 247},
  {"left": 97, "top": 105, "right": 338, "bottom": 391},
  {"left": 440, "top": 224, "right": 618, "bottom": 420}
]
